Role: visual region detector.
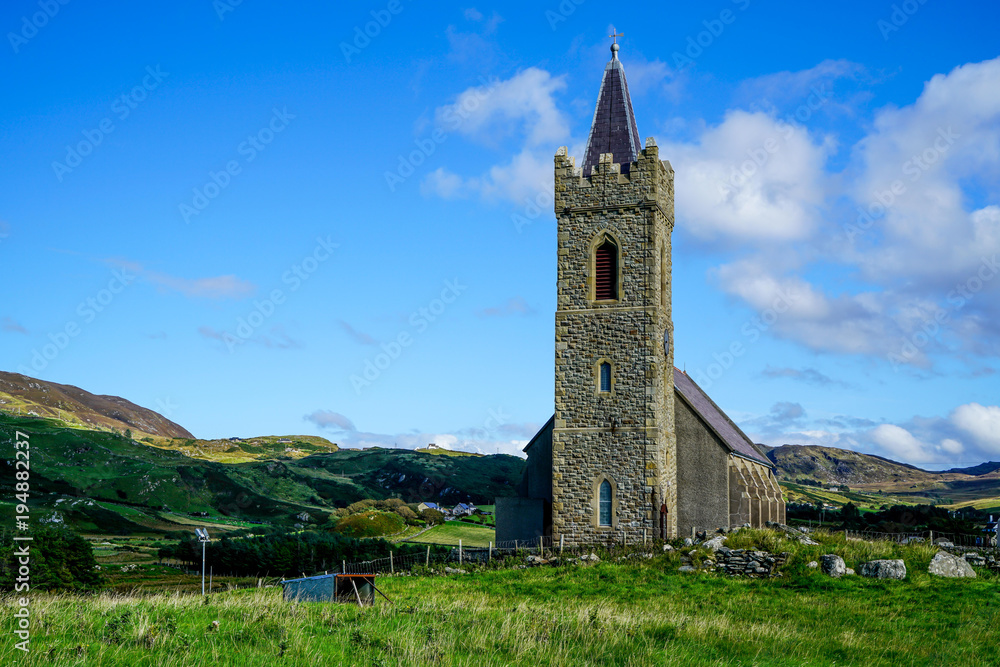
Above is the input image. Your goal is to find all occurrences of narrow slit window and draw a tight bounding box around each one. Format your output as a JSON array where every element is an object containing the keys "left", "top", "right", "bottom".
[
  {"left": 599, "top": 480, "right": 612, "bottom": 526},
  {"left": 599, "top": 362, "right": 611, "bottom": 393},
  {"left": 594, "top": 239, "right": 618, "bottom": 300}
]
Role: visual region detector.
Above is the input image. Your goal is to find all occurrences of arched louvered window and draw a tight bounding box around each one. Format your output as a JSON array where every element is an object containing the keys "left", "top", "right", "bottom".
[
  {"left": 599, "top": 362, "right": 611, "bottom": 393},
  {"left": 594, "top": 238, "right": 618, "bottom": 300},
  {"left": 599, "top": 480, "right": 612, "bottom": 526}
]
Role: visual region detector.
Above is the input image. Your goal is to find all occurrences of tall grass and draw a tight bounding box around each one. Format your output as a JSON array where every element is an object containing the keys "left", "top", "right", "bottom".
[{"left": 2, "top": 536, "right": 996, "bottom": 666}]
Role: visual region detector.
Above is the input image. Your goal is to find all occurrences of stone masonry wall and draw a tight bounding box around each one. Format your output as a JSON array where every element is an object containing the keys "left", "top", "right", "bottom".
[{"left": 551, "top": 143, "right": 677, "bottom": 544}]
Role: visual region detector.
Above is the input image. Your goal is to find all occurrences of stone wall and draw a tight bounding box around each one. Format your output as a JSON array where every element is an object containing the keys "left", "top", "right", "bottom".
[
  {"left": 674, "top": 396, "right": 731, "bottom": 536},
  {"left": 551, "top": 142, "right": 677, "bottom": 544}
]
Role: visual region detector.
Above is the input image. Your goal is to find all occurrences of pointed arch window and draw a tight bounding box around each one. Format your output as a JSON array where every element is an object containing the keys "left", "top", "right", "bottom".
[
  {"left": 599, "top": 362, "right": 612, "bottom": 393},
  {"left": 599, "top": 480, "right": 612, "bottom": 526},
  {"left": 594, "top": 238, "right": 618, "bottom": 301}
]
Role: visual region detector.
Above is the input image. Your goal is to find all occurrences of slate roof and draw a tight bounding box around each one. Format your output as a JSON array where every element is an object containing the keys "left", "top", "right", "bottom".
[
  {"left": 673, "top": 369, "right": 773, "bottom": 467},
  {"left": 523, "top": 415, "right": 555, "bottom": 453},
  {"left": 582, "top": 45, "right": 642, "bottom": 176}
]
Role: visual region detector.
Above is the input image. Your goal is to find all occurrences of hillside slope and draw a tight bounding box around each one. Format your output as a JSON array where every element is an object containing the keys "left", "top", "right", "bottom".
[
  {"left": 766, "top": 444, "right": 930, "bottom": 485},
  {"left": 0, "top": 371, "right": 192, "bottom": 438},
  {"left": 767, "top": 443, "right": 1000, "bottom": 507},
  {"left": 0, "top": 413, "right": 523, "bottom": 535}
]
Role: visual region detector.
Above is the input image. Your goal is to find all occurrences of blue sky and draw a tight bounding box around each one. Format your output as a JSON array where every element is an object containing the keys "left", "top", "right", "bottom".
[{"left": 2, "top": 0, "right": 999, "bottom": 468}]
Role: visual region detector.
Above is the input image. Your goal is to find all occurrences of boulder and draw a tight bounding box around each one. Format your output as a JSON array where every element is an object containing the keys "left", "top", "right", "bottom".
[
  {"left": 683, "top": 538, "right": 694, "bottom": 547},
  {"left": 928, "top": 551, "right": 976, "bottom": 578},
  {"left": 820, "top": 554, "right": 847, "bottom": 578},
  {"left": 845, "top": 568, "right": 855, "bottom": 576},
  {"left": 807, "top": 561, "right": 819, "bottom": 569},
  {"left": 703, "top": 535, "right": 727, "bottom": 552},
  {"left": 678, "top": 565, "right": 696, "bottom": 573},
  {"left": 859, "top": 559, "right": 906, "bottom": 580},
  {"left": 798, "top": 535, "right": 819, "bottom": 546},
  {"left": 663, "top": 544, "right": 674, "bottom": 552}
]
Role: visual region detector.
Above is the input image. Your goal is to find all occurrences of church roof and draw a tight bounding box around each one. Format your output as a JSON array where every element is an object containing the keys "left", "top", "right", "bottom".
[
  {"left": 673, "top": 369, "right": 773, "bottom": 467},
  {"left": 582, "top": 43, "right": 642, "bottom": 176}
]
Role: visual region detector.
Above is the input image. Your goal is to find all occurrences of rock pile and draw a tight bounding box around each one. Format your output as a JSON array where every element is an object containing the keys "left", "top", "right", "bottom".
[
  {"left": 958, "top": 551, "right": 1000, "bottom": 571},
  {"left": 713, "top": 547, "right": 788, "bottom": 577}
]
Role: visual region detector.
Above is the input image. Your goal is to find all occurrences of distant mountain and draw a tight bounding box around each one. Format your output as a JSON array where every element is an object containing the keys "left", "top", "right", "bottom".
[
  {"left": 766, "top": 443, "right": 1000, "bottom": 509},
  {"left": 765, "top": 444, "right": 930, "bottom": 485},
  {"left": 0, "top": 371, "right": 192, "bottom": 438},
  {"left": 944, "top": 461, "right": 1000, "bottom": 476}
]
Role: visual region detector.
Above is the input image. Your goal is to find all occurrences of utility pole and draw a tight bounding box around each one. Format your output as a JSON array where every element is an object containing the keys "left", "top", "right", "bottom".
[{"left": 195, "top": 529, "right": 210, "bottom": 595}]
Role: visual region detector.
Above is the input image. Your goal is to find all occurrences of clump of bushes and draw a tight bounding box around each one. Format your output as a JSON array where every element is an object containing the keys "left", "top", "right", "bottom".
[
  {"left": 333, "top": 510, "right": 405, "bottom": 538},
  {"left": 331, "top": 498, "right": 423, "bottom": 527}
]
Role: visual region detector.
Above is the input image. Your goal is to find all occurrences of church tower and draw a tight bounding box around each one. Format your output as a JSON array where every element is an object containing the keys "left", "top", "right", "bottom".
[{"left": 551, "top": 40, "right": 678, "bottom": 543}]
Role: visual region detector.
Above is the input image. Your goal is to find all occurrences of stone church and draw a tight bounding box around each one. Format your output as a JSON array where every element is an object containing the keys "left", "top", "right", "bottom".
[{"left": 496, "top": 42, "right": 784, "bottom": 544}]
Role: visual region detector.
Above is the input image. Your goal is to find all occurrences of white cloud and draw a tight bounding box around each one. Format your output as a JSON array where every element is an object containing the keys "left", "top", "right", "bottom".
[
  {"left": 422, "top": 68, "right": 568, "bottom": 205},
  {"left": 952, "top": 403, "right": 1000, "bottom": 454},
  {"left": 435, "top": 68, "right": 569, "bottom": 148},
  {"left": 422, "top": 148, "right": 552, "bottom": 204},
  {"left": 850, "top": 57, "right": 1000, "bottom": 285},
  {"left": 680, "top": 58, "right": 1000, "bottom": 365},
  {"left": 870, "top": 424, "right": 934, "bottom": 463},
  {"left": 661, "top": 110, "right": 833, "bottom": 242}
]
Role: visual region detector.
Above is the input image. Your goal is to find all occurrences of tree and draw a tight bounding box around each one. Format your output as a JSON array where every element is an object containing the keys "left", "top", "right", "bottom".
[
  {"left": 421, "top": 508, "right": 445, "bottom": 525},
  {"left": 0, "top": 526, "right": 103, "bottom": 591}
]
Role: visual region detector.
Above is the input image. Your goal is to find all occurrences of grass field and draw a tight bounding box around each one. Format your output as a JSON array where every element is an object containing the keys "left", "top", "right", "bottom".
[
  {"left": 943, "top": 495, "right": 1000, "bottom": 512},
  {"left": 4, "top": 530, "right": 998, "bottom": 666},
  {"left": 405, "top": 521, "right": 495, "bottom": 547}
]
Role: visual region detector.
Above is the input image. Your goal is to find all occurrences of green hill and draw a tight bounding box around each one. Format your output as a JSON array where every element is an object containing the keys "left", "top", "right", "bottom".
[{"left": 0, "top": 413, "right": 523, "bottom": 536}]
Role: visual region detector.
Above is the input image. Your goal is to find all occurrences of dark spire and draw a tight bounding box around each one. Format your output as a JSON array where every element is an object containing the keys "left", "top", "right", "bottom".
[{"left": 582, "top": 35, "right": 642, "bottom": 176}]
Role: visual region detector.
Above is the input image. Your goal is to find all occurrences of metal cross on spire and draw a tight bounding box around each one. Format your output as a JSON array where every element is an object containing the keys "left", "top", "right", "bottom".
[{"left": 609, "top": 28, "right": 623, "bottom": 58}]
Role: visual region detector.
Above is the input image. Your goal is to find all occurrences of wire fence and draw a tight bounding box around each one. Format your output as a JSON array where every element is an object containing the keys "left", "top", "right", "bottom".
[{"left": 845, "top": 529, "right": 998, "bottom": 551}]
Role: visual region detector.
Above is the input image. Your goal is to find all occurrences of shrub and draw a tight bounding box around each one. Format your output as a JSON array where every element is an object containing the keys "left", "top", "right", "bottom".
[
  {"left": 394, "top": 506, "right": 418, "bottom": 522},
  {"left": 345, "top": 499, "right": 378, "bottom": 515},
  {"left": 333, "top": 510, "right": 404, "bottom": 538}
]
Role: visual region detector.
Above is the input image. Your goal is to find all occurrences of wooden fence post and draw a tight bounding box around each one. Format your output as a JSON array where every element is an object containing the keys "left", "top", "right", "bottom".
[
  {"left": 560, "top": 534, "right": 564, "bottom": 555},
  {"left": 489, "top": 541, "right": 493, "bottom": 561},
  {"left": 390, "top": 551, "right": 394, "bottom": 574},
  {"left": 459, "top": 539, "right": 463, "bottom": 565},
  {"left": 426, "top": 545, "right": 430, "bottom": 567},
  {"left": 539, "top": 535, "right": 543, "bottom": 556},
  {"left": 342, "top": 560, "right": 346, "bottom": 574}
]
